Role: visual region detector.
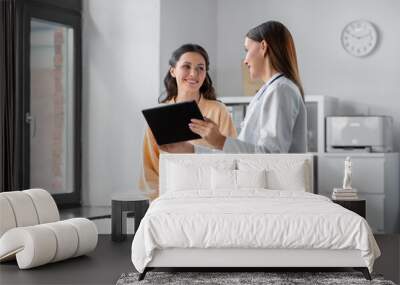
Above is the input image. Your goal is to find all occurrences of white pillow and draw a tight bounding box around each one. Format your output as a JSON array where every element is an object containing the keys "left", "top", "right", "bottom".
[
  {"left": 166, "top": 160, "right": 235, "bottom": 192},
  {"left": 236, "top": 169, "right": 267, "bottom": 189},
  {"left": 211, "top": 169, "right": 267, "bottom": 191},
  {"left": 238, "top": 159, "right": 310, "bottom": 192},
  {"left": 167, "top": 162, "right": 208, "bottom": 191},
  {"left": 211, "top": 168, "right": 236, "bottom": 190},
  {"left": 267, "top": 166, "right": 306, "bottom": 191}
]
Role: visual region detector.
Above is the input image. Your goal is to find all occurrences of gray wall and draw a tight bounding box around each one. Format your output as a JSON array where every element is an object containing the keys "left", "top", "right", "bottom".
[
  {"left": 159, "top": 0, "right": 217, "bottom": 96},
  {"left": 82, "top": 0, "right": 216, "bottom": 206},
  {"left": 82, "top": 0, "right": 399, "bottom": 205},
  {"left": 216, "top": 0, "right": 400, "bottom": 151},
  {"left": 82, "top": 0, "right": 160, "bottom": 206}
]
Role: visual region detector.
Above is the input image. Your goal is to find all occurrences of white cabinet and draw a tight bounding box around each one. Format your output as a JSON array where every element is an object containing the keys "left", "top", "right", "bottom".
[
  {"left": 220, "top": 95, "right": 338, "bottom": 153},
  {"left": 318, "top": 153, "right": 399, "bottom": 233},
  {"left": 304, "top": 95, "right": 338, "bottom": 153}
]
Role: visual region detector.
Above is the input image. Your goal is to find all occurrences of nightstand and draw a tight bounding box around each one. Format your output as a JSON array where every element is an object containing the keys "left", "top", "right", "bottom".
[
  {"left": 332, "top": 199, "right": 366, "bottom": 218},
  {"left": 318, "top": 153, "right": 399, "bottom": 233},
  {"left": 111, "top": 193, "right": 149, "bottom": 242}
]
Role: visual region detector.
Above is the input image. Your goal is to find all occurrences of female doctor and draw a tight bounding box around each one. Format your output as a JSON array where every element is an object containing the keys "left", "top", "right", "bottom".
[{"left": 161, "top": 20, "right": 307, "bottom": 154}]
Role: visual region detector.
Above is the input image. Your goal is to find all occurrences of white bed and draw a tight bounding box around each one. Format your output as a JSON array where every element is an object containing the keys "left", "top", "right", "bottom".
[{"left": 131, "top": 154, "right": 380, "bottom": 281}]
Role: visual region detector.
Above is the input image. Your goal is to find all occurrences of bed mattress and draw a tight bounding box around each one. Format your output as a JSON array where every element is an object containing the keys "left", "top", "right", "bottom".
[{"left": 131, "top": 190, "right": 380, "bottom": 273}]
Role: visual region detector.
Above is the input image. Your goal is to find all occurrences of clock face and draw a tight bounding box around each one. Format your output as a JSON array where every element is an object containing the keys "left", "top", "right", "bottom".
[{"left": 341, "top": 20, "right": 378, "bottom": 57}]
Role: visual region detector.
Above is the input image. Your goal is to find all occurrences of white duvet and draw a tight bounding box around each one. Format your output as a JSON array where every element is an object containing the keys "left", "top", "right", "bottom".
[{"left": 131, "top": 190, "right": 380, "bottom": 273}]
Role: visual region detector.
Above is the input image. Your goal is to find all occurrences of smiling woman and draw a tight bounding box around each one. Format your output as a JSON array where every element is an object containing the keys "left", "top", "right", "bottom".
[
  {"left": 139, "top": 44, "right": 237, "bottom": 201},
  {"left": 160, "top": 44, "right": 216, "bottom": 103}
]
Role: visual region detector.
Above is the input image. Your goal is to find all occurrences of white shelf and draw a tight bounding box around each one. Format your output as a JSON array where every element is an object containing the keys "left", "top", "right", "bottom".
[
  {"left": 219, "top": 95, "right": 339, "bottom": 153},
  {"left": 219, "top": 96, "right": 252, "bottom": 104}
]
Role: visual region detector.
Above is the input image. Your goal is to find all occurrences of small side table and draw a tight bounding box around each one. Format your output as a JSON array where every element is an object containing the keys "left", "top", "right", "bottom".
[
  {"left": 111, "top": 193, "right": 149, "bottom": 242},
  {"left": 332, "top": 199, "right": 366, "bottom": 218}
]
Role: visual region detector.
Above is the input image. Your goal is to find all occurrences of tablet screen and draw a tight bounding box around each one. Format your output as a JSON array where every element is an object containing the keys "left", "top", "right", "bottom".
[{"left": 142, "top": 101, "right": 204, "bottom": 145}]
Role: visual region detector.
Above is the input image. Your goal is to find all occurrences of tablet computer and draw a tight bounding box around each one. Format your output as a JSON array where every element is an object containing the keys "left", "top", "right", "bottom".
[{"left": 142, "top": 100, "right": 204, "bottom": 145}]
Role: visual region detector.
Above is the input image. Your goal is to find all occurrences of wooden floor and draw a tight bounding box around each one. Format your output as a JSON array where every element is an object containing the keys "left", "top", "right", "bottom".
[
  {"left": 0, "top": 234, "right": 398, "bottom": 285},
  {"left": 0, "top": 235, "right": 133, "bottom": 285}
]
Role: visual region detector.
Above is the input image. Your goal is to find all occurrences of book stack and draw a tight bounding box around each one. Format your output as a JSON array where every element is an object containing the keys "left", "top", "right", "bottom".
[{"left": 332, "top": 188, "right": 359, "bottom": 200}]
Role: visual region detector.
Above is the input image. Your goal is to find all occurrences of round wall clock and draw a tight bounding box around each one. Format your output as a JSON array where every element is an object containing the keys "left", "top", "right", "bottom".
[{"left": 341, "top": 20, "right": 378, "bottom": 57}]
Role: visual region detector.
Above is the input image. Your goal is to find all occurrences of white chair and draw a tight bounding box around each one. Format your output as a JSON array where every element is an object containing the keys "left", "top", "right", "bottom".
[{"left": 0, "top": 189, "right": 98, "bottom": 269}]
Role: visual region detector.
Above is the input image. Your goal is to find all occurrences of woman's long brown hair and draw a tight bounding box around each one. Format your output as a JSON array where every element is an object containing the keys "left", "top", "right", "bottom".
[
  {"left": 246, "top": 21, "right": 304, "bottom": 98},
  {"left": 159, "top": 44, "right": 216, "bottom": 103}
]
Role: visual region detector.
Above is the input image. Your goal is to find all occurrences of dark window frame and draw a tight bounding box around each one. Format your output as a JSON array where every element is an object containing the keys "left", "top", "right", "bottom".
[{"left": 17, "top": 0, "right": 82, "bottom": 208}]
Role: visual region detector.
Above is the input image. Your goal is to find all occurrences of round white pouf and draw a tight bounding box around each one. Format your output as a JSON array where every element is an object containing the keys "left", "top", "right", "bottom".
[
  {"left": 0, "top": 218, "right": 98, "bottom": 269},
  {"left": 64, "top": 218, "right": 98, "bottom": 257},
  {"left": 24, "top": 189, "right": 59, "bottom": 224},
  {"left": 0, "top": 196, "right": 17, "bottom": 237},
  {"left": 42, "top": 221, "right": 79, "bottom": 262},
  {"left": 1, "top": 191, "right": 39, "bottom": 227},
  {"left": 0, "top": 226, "right": 57, "bottom": 269}
]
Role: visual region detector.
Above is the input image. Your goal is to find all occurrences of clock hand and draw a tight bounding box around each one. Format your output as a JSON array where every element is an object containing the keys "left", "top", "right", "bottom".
[
  {"left": 346, "top": 30, "right": 360, "bottom": 39},
  {"left": 360, "top": 32, "right": 372, "bottom": 39},
  {"left": 354, "top": 31, "right": 372, "bottom": 39}
]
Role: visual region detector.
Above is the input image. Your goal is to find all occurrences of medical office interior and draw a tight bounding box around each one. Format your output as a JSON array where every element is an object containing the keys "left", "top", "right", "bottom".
[{"left": 1, "top": 0, "right": 399, "bottom": 284}]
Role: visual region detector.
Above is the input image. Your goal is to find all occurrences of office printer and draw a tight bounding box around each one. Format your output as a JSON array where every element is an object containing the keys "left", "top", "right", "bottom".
[{"left": 326, "top": 116, "right": 393, "bottom": 152}]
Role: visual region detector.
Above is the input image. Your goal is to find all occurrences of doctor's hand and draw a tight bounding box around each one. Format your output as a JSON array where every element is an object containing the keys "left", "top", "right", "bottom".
[
  {"left": 158, "top": 141, "right": 194, "bottom": 153},
  {"left": 189, "top": 118, "right": 226, "bottom": 150}
]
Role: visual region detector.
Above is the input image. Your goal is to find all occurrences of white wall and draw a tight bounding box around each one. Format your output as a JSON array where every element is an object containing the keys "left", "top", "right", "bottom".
[
  {"left": 82, "top": 0, "right": 399, "bottom": 205},
  {"left": 82, "top": 0, "right": 160, "bottom": 206},
  {"left": 159, "top": 0, "right": 217, "bottom": 95},
  {"left": 216, "top": 0, "right": 400, "bottom": 151},
  {"left": 82, "top": 0, "right": 216, "bottom": 206}
]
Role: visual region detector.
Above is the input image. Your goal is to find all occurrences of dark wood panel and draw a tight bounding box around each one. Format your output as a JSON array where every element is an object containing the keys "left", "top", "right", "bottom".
[
  {"left": 26, "top": 0, "right": 81, "bottom": 13},
  {"left": 333, "top": 199, "right": 366, "bottom": 218}
]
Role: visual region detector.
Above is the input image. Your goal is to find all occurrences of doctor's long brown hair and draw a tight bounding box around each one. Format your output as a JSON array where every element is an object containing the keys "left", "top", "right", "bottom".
[{"left": 246, "top": 21, "right": 304, "bottom": 98}]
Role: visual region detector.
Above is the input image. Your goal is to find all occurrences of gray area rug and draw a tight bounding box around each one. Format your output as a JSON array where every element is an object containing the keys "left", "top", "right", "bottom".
[{"left": 116, "top": 271, "right": 396, "bottom": 285}]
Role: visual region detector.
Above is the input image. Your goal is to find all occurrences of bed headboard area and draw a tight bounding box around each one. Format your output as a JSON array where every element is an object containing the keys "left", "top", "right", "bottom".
[{"left": 159, "top": 154, "right": 315, "bottom": 196}]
